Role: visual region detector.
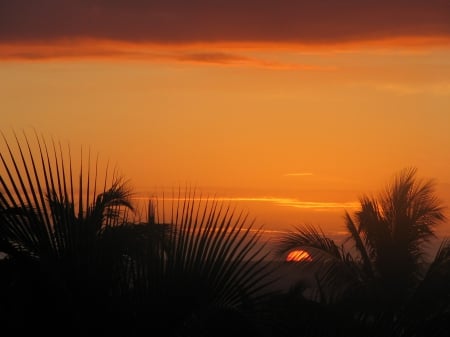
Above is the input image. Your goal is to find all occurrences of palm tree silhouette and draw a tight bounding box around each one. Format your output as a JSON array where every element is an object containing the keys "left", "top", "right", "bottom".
[
  {"left": 0, "top": 130, "right": 277, "bottom": 337},
  {"left": 275, "top": 167, "right": 448, "bottom": 335},
  {"left": 123, "top": 192, "right": 277, "bottom": 337},
  {"left": 0, "top": 130, "right": 140, "bottom": 335}
]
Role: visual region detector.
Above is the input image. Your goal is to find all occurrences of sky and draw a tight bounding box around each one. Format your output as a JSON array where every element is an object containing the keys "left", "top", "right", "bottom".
[{"left": 1, "top": 0, "right": 450, "bottom": 240}]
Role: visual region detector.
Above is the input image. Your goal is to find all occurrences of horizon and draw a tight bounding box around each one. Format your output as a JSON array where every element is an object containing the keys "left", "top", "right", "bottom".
[{"left": 128, "top": 191, "right": 450, "bottom": 262}]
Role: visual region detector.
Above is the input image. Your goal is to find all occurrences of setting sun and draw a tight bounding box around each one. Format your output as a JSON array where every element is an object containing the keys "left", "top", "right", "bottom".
[{"left": 286, "top": 250, "right": 313, "bottom": 262}]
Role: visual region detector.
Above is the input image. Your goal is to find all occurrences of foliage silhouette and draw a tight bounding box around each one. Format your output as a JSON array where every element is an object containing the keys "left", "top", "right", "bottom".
[
  {"left": 2, "top": 130, "right": 450, "bottom": 337},
  {"left": 126, "top": 193, "right": 277, "bottom": 336},
  {"left": 275, "top": 167, "right": 450, "bottom": 336},
  {"left": 0, "top": 130, "right": 141, "bottom": 335},
  {"left": 0, "top": 130, "right": 277, "bottom": 337}
]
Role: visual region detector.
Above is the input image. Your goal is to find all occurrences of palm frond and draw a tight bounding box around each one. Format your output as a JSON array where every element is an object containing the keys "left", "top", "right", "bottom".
[
  {"left": 400, "top": 238, "right": 450, "bottom": 336},
  {"left": 128, "top": 193, "right": 276, "bottom": 334},
  {"left": 275, "top": 224, "right": 341, "bottom": 259},
  {"left": 414, "top": 238, "right": 450, "bottom": 301},
  {"left": 274, "top": 224, "right": 363, "bottom": 303},
  {"left": 344, "top": 211, "right": 374, "bottom": 278},
  {"left": 381, "top": 167, "right": 445, "bottom": 250},
  {"left": 356, "top": 196, "right": 389, "bottom": 262}
]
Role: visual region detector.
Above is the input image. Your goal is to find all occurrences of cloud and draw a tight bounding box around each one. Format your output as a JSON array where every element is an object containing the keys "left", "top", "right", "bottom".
[
  {"left": 176, "top": 52, "right": 251, "bottom": 64},
  {"left": 228, "top": 197, "right": 359, "bottom": 211},
  {"left": 174, "top": 52, "right": 333, "bottom": 70},
  {"left": 284, "top": 173, "right": 314, "bottom": 177},
  {"left": 1, "top": 0, "right": 449, "bottom": 45},
  {"left": 0, "top": 41, "right": 337, "bottom": 70},
  {"left": 132, "top": 195, "right": 359, "bottom": 211}
]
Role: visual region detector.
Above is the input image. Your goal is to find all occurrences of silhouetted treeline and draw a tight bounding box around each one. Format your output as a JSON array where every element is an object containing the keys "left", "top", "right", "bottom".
[{"left": 1, "top": 132, "right": 449, "bottom": 336}]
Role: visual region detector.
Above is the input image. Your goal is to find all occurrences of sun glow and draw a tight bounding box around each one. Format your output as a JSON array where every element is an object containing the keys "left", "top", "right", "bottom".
[{"left": 286, "top": 250, "right": 312, "bottom": 262}]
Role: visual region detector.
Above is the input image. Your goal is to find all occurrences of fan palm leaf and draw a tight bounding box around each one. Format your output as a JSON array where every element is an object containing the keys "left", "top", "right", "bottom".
[
  {"left": 0, "top": 130, "right": 134, "bottom": 261},
  {"left": 128, "top": 192, "right": 276, "bottom": 336},
  {"left": 0, "top": 130, "right": 139, "bottom": 335}
]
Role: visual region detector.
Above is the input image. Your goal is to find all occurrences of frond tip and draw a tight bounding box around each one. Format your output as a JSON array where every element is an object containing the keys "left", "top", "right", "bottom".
[{"left": 0, "top": 129, "right": 134, "bottom": 259}]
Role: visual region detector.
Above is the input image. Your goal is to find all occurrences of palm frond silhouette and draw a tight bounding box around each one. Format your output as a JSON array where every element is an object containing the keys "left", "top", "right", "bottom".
[
  {"left": 0, "top": 130, "right": 276, "bottom": 337},
  {"left": 126, "top": 192, "right": 276, "bottom": 336},
  {"left": 275, "top": 167, "right": 449, "bottom": 336}
]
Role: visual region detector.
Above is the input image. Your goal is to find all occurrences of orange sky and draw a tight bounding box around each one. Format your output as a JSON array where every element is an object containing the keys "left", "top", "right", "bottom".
[{"left": 1, "top": 0, "right": 450, "bottom": 239}]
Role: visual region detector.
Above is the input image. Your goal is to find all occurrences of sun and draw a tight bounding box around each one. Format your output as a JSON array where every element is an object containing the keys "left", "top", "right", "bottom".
[{"left": 286, "top": 249, "right": 312, "bottom": 262}]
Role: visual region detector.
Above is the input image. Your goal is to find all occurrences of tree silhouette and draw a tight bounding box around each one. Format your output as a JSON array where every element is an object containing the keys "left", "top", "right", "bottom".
[
  {"left": 0, "top": 130, "right": 140, "bottom": 335},
  {"left": 120, "top": 192, "right": 277, "bottom": 337},
  {"left": 0, "top": 130, "right": 276, "bottom": 337},
  {"left": 276, "top": 167, "right": 449, "bottom": 336}
]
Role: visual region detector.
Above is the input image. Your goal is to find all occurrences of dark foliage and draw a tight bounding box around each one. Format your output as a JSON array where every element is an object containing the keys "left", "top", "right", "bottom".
[{"left": 0, "top": 131, "right": 276, "bottom": 337}]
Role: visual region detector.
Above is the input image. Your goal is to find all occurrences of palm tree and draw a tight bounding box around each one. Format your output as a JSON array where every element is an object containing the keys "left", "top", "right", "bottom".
[
  {"left": 0, "top": 130, "right": 277, "bottom": 337},
  {"left": 275, "top": 167, "right": 448, "bottom": 335},
  {"left": 124, "top": 192, "right": 277, "bottom": 337},
  {"left": 0, "top": 130, "right": 156, "bottom": 336}
]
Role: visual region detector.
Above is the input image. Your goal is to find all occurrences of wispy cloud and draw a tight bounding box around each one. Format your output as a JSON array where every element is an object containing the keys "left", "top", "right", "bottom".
[
  {"left": 176, "top": 52, "right": 251, "bottom": 65},
  {"left": 274, "top": 199, "right": 359, "bottom": 211},
  {"left": 0, "top": 42, "right": 336, "bottom": 70},
  {"left": 284, "top": 173, "right": 314, "bottom": 177},
  {"left": 132, "top": 196, "right": 359, "bottom": 211},
  {"left": 175, "top": 52, "right": 336, "bottom": 70}
]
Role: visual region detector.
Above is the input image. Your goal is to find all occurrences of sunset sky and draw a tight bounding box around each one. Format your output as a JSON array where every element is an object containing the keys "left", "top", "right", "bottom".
[{"left": 1, "top": 0, "right": 450, "bottom": 239}]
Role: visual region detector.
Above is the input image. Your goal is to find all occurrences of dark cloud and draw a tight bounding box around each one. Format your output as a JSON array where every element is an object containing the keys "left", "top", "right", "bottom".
[
  {"left": 176, "top": 52, "right": 250, "bottom": 64},
  {"left": 0, "top": 0, "right": 449, "bottom": 44},
  {"left": 0, "top": 44, "right": 333, "bottom": 70}
]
